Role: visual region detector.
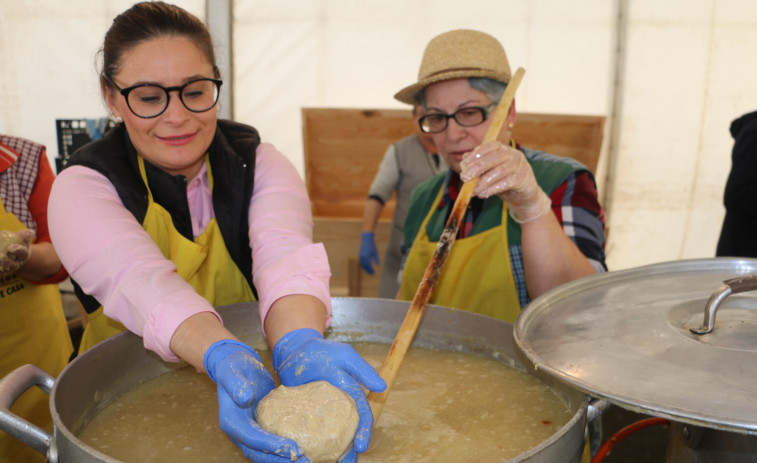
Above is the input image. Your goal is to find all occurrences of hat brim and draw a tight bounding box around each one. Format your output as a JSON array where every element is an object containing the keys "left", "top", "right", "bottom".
[{"left": 394, "top": 69, "right": 510, "bottom": 105}]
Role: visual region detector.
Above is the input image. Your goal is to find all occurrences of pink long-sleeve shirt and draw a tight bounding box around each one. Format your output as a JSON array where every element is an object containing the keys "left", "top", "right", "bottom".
[{"left": 48, "top": 142, "right": 331, "bottom": 361}]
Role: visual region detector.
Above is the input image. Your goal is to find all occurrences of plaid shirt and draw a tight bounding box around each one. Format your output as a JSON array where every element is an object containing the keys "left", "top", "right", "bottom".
[{"left": 0, "top": 136, "right": 45, "bottom": 233}]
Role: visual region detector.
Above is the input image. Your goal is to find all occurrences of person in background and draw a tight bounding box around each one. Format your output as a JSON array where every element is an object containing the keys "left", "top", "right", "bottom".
[
  {"left": 359, "top": 105, "right": 447, "bottom": 298},
  {"left": 0, "top": 135, "right": 73, "bottom": 463},
  {"left": 47, "top": 3, "right": 385, "bottom": 462},
  {"left": 716, "top": 110, "right": 757, "bottom": 257},
  {"left": 395, "top": 29, "right": 607, "bottom": 323}
]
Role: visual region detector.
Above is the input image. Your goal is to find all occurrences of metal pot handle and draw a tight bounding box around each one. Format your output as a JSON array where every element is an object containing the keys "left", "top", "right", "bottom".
[
  {"left": 0, "top": 364, "right": 55, "bottom": 459},
  {"left": 587, "top": 397, "right": 609, "bottom": 423},
  {"left": 690, "top": 275, "right": 757, "bottom": 335}
]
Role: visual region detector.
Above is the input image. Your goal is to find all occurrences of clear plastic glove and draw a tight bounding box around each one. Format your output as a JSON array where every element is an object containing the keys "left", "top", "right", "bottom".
[
  {"left": 0, "top": 229, "right": 34, "bottom": 275},
  {"left": 460, "top": 141, "right": 551, "bottom": 224},
  {"left": 273, "top": 328, "right": 387, "bottom": 457},
  {"left": 204, "top": 339, "right": 310, "bottom": 463},
  {"left": 359, "top": 232, "right": 379, "bottom": 274}
]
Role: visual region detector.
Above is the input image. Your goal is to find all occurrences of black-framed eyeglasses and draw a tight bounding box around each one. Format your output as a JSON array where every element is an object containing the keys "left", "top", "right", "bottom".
[
  {"left": 107, "top": 77, "right": 223, "bottom": 119},
  {"left": 418, "top": 102, "right": 498, "bottom": 134}
]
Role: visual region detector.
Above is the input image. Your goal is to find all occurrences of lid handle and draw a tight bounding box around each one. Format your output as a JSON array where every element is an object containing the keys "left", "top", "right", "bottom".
[{"left": 690, "top": 275, "right": 757, "bottom": 334}]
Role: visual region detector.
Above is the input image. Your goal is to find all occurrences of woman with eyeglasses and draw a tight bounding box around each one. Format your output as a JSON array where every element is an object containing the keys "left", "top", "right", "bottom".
[
  {"left": 48, "top": 2, "right": 385, "bottom": 462},
  {"left": 396, "top": 30, "right": 607, "bottom": 323}
]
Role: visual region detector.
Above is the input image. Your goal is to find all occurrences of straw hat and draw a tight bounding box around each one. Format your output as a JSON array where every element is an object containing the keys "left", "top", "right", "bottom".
[{"left": 394, "top": 29, "right": 511, "bottom": 105}]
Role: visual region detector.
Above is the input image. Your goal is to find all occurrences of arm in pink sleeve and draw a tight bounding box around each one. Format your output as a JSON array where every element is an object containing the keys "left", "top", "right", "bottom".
[
  {"left": 48, "top": 166, "right": 221, "bottom": 361},
  {"left": 249, "top": 143, "right": 332, "bottom": 328}
]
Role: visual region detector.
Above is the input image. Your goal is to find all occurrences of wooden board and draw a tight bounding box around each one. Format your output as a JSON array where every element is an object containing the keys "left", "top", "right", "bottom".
[
  {"left": 302, "top": 107, "right": 414, "bottom": 219},
  {"left": 312, "top": 217, "right": 389, "bottom": 297},
  {"left": 514, "top": 113, "right": 605, "bottom": 174}
]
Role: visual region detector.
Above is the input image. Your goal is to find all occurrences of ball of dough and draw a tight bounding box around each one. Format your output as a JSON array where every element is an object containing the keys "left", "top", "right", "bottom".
[
  {"left": 0, "top": 230, "right": 24, "bottom": 252},
  {"left": 256, "top": 381, "right": 358, "bottom": 463}
]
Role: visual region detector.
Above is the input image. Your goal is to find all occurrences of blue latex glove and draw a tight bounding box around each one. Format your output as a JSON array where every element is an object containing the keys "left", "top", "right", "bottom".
[
  {"left": 273, "top": 329, "right": 387, "bottom": 458},
  {"left": 359, "top": 232, "right": 379, "bottom": 274},
  {"left": 204, "top": 339, "right": 311, "bottom": 463}
]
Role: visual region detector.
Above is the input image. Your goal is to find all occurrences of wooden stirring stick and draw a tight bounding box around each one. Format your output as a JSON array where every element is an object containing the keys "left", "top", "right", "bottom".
[{"left": 367, "top": 67, "right": 526, "bottom": 426}]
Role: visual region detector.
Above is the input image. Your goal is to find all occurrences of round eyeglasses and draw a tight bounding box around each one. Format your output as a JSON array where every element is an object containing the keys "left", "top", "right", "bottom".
[
  {"left": 108, "top": 77, "right": 223, "bottom": 119},
  {"left": 418, "top": 102, "right": 498, "bottom": 134}
]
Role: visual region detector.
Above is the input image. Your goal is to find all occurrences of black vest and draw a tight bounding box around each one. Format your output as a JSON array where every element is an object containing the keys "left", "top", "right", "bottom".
[{"left": 64, "top": 120, "right": 260, "bottom": 312}]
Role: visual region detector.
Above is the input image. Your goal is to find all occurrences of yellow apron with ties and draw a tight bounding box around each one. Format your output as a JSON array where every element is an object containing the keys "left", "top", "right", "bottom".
[
  {"left": 399, "top": 186, "right": 521, "bottom": 323},
  {"left": 78, "top": 156, "right": 256, "bottom": 354},
  {"left": 0, "top": 200, "right": 73, "bottom": 463}
]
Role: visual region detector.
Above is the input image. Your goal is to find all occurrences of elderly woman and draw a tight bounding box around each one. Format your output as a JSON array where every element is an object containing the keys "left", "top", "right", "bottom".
[
  {"left": 48, "top": 2, "right": 384, "bottom": 462},
  {"left": 396, "top": 29, "right": 606, "bottom": 322}
]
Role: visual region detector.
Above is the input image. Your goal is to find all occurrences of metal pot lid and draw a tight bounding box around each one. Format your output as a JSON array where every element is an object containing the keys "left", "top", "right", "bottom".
[{"left": 514, "top": 258, "right": 757, "bottom": 434}]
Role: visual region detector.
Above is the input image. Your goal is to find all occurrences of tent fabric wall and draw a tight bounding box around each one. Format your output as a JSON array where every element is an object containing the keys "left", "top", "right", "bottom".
[
  {"left": 608, "top": 0, "right": 757, "bottom": 269},
  {"left": 232, "top": 0, "right": 615, "bottom": 175},
  {"left": 0, "top": 0, "right": 755, "bottom": 272},
  {"left": 0, "top": 0, "right": 206, "bottom": 151}
]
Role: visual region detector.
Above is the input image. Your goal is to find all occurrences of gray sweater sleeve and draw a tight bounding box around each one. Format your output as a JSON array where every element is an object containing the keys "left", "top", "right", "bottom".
[{"left": 367, "top": 142, "right": 400, "bottom": 203}]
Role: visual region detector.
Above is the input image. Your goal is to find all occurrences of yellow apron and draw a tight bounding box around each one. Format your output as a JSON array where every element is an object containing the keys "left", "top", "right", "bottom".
[
  {"left": 78, "top": 156, "right": 256, "bottom": 353},
  {"left": 0, "top": 200, "right": 73, "bottom": 463},
  {"left": 399, "top": 186, "right": 521, "bottom": 323}
]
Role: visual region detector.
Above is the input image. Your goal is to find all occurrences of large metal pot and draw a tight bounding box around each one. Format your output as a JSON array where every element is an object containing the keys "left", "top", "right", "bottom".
[{"left": 1, "top": 298, "right": 590, "bottom": 462}]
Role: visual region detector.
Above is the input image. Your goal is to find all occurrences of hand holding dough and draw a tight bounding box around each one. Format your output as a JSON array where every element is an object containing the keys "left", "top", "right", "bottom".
[
  {"left": 203, "top": 339, "right": 302, "bottom": 461},
  {"left": 0, "top": 229, "right": 34, "bottom": 275},
  {"left": 256, "top": 381, "right": 359, "bottom": 463},
  {"left": 272, "top": 328, "right": 387, "bottom": 456}
]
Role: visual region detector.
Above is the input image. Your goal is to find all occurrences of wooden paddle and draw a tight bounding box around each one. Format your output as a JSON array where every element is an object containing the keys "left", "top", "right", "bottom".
[{"left": 367, "top": 67, "right": 526, "bottom": 426}]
